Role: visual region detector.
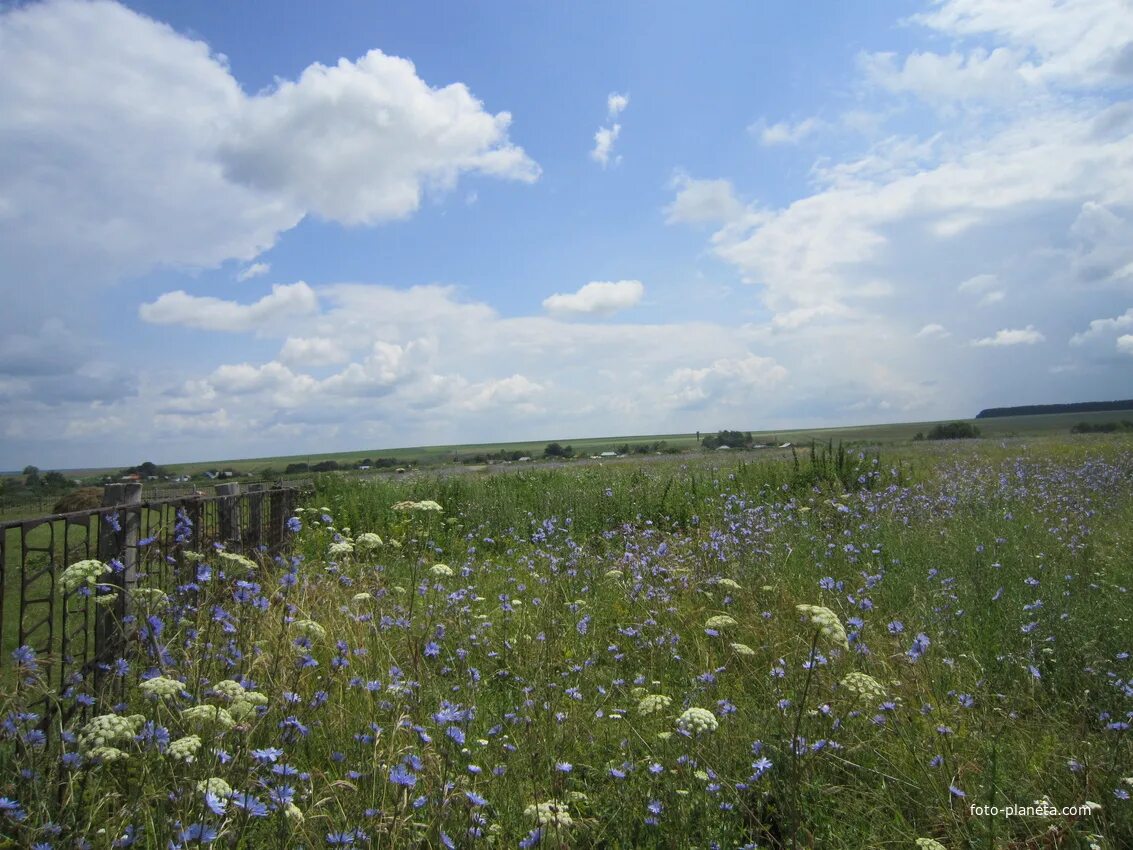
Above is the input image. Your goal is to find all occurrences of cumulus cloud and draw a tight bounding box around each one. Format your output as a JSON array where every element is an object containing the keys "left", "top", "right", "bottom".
[
  {"left": 665, "top": 355, "right": 788, "bottom": 410},
  {"left": 1118, "top": 334, "right": 1133, "bottom": 354},
  {"left": 971, "top": 326, "right": 1046, "bottom": 347},
  {"left": 664, "top": 174, "right": 744, "bottom": 225},
  {"left": 139, "top": 282, "right": 319, "bottom": 332},
  {"left": 237, "top": 262, "right": 271, "bottom": 281},
  {"left": 1070, "top": 308, "right": 1133, "bottom": 345},
  {"left": 607, "top": 92, "right": 629, "bottom": 117},
  {"left": 542, "top": 280, "right": 645, "bottom": 317},
  {"left": 278, "top": 336, "right": 350, "bottom": 367},
  {"left": 0, "top": 0, "right": 538, "bottom": 296}
]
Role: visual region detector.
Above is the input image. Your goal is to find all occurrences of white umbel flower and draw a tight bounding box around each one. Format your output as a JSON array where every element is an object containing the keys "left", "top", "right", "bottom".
[
  {"left": 796, "top": 604, "right": 849, "bottom": 648},
  {"left": 676, "top": 707, "right": 719, "bottom": 735},
  {"left": 525, "top": 800, "right": 573, "bottom": 827},
  {"left": 637, "top": 694, "right": 673, "bottom": 716}
]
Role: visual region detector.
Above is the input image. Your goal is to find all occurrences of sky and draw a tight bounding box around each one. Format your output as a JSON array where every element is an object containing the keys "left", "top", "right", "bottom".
[{"left": 2, "top": 0, "right": 1132, "bottom": 470}]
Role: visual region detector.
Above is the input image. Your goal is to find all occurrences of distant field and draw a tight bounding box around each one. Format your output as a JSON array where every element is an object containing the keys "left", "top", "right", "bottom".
[{"left": 12, "top": 408, "right": 1133, "bottom": 484}]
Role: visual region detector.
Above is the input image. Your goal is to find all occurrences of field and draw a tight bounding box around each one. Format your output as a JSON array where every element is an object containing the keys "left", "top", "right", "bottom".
[{"left": 1, "top": 435, "right": 1131, "bottom": 847}]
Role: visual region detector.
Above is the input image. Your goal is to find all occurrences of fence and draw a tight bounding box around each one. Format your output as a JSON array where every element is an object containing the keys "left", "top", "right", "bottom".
[{"left": 0, "top": 481, "right": 307, "bottom": 730}]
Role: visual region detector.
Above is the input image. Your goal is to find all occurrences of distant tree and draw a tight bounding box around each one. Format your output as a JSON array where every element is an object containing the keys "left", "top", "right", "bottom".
[
  {"left": 702, "top": 430, "right": 755, "bottom": 450},
  {"left": 43, "top": 471, "right": 71, "bottom": 491},
  {"left": 285, "top": 463, "right": 309, "bottom": 474},
  {"left": 926, "top": 422, "right": 980, "bottom": 440},
  {"left": 259, "top": 467, "right": 280, "bottom": 478},
  {"left": 912, "top": 432, "right": 925, "bottom": 441},
  {"left": 311, "top": 460, "right": 340, "bottom": 472},
  {"left": 544, "top": 442, "right": 566, "bottom": 458},
  {"left": 22, "top": 465, "right": 41, "bottom": 487}
]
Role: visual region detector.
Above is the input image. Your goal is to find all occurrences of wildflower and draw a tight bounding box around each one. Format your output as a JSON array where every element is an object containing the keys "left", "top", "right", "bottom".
[
  {"left": 79, "top": 714, "right": 145, "bottom": 754},
  {"left": 328, "top": 542, "right": 354, "bottom": 558},
  {"left": 286, "top": 516, "right": 302, "bottom": 533},
  {"left": 430, "top": 563, "right": 454, "bottom": 577},
  {"left": 181, "top": 705, "right": 236, "bottom": 732},
  {"left": 291, "top": 619, "right": 327, "bottom": 641},
  {"left": 356, "top": 532, "right": 382, "bottom": 549},
  {"left": 60, "top": 559, "right": 110, "bottom": 593},
  {"left": 916, "top": 840, "right": 947, "bottom": 850},
  {"left": 555, "top": 761, "right": 573, "bottom": 773},
  {"left": 352, "top": 592, "right": 373, "bottom": 603},
  {"left": 637, "top": 694, "right": 673, "bottom": 716},
  {"left": 840, "top": 672, "right": 887, "bottom": 702},
  {"left": 197, "top": 778, "right": 233, "bottom": 797},
  {"left": 795, "top": 604, "right": 849, "bottom": 648},
  {"left": 676, "top": 707, "right": 719, "bottom": 735},
  {"left": 11, "top": 645, "right": 38, "bottom": 670},
  {"left": 717, "top": 578, "right": 742, "bottom": 590},
  {"left": 389, "top": 763, "right": 417, "bottom": 787},
  {"left": 525, "top": 800, "right": 572, "bottom": 828},
  {"left": 168, "top": 735, "right": 202, "bottom": 763},
  {"left": 705, "top": 615, "right": 737, "bottom": 630},
  {"left": 251, "top": 747, "right": 284, "bottom": 764},
  {"left": 730, "top": 643, "right": 756, "bottom": 656},
  {"left": 604, "top": 570, "right": 624, "bottom": 580},
  {"left": 907, "top": 633, "right": 931, "bottom": 661},
  {"left": 210, "top": 680, "right": 246, "bottom": 702}
]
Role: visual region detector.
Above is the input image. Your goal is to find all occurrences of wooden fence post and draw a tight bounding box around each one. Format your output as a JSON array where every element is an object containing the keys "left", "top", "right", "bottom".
[
  {"left": 215, "top": 483, "right": 241, "bottom": 544},
  {"left": 268, "top": 488, "right": 286, "bottom": 549},
  {"left": 246, "top": 484, "right": 265, "bottom": 550}
]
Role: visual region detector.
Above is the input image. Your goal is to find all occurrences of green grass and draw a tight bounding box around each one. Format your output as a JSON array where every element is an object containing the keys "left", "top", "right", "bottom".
[{"left": 1, "top": 436, "right": 1131, "bottom": 848}]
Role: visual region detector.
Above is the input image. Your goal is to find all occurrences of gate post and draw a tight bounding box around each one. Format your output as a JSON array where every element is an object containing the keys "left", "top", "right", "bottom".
[
  {"left": 94, "top": 483, "right": 141, "bottom": 693},
  {"left": 215, "top": 483, "right": 241, "bottom": 544}
]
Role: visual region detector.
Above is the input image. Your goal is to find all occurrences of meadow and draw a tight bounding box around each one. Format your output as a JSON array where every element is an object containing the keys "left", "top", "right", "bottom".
[{"left": 1, "top": 436, "right": 1131, "bottom": 848}]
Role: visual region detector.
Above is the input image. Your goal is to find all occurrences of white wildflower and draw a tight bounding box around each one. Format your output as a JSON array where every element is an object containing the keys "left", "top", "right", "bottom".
[
  {"left": 705, "top": 614, "right": 737, "bottom": 630},
  {"left": 676, "top": 707, "right": 719, "bottom": 735},
  {"left": 717, "top": 578, "right": 742, "bottom": 590},
  {"left": 637, "top": 694, "right": 673, "bottom": 716},
  {"left": 181, "top": 705, "right": 235, "bottom": 731},
  {"left": 352, "top": 592, "right": 373, "bottom": 603},
  {"left": 915, "top": 840, "right": 947, "bottom": 850},
  {"left": 218, "top": 552, "right": 257, "bottom": 571},
  {"left": 168, "top": 735, "right": 202, "bottom": 763},
  {"left": 291, "top": 619, "right": 326, "bottom": 640},
  {"left": 60, "top": 559, "right": 110, "bottom": 593},
  {"left": 525, "top": 800, "right": 573, "bottom": 828},
  {"left": 840, "top": 672, "right": 887, "bottom": 702},
  {"left": 796, "top": 604, "right": 849, "bottom": 648},
  {"left": 210, "top": 680, "right": 246, "bottom": 701},
  {"left": 328, "top": 541, "right": 354, "bottom": 557},
  {"left": 140, "top": 676, "right": 185, "bottom": 699},
  {"left": 197, "top": 777, "right": 233, "bottom": 797},
  {"left": 730, "top": 643, "right": 756, "bottom": 656},
  {"left": 604, "top": 569, "right": 624, "bottom": 580},
  {"left": 356, "top": 532, "right": 383, "bottom": 549},
  {"left": 430, "top": 563, "right": 454, "bottom": 577}
]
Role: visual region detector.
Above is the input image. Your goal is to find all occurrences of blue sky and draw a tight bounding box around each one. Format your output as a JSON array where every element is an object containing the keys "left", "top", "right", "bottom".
[{"left": 2, "top": 0, "right": 1132, "bottom": 469}]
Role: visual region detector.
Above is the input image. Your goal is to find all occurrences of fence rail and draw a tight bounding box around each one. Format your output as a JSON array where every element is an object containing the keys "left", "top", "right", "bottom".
[{"left": 0, "top": 482, "right": 307, "bottom": 730}]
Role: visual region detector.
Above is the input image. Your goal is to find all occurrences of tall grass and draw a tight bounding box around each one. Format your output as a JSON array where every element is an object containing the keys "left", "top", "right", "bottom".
[{"left": 1, "top": 439, "right": 1130, "bottom": 848}]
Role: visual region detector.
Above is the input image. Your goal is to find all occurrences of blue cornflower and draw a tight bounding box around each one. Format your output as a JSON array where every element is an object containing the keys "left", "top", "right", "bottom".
[
  {"left": 203, "top": 792, "right": 227, "bottom": 816},
  {"left": 519, "top": 828, "right": 543, "bottom": 849},
  {"left": 555, "top": 761, "right": 572, "bottom": 773},
  {"left": 178, "top": 823, "right": 218, "bottom": 844},
  {"left": 11, "top": 645, "right": 38, "bottom": 669},
  {"left": 326, "top": 832, "right": 358, "bottom": 846},
  {"left": 0, "top": 797, "right": 27, "bottom": 821},
  {"left": 424, "top": 641, "right": 441, "bottom": 658},
  {"left": 446, "top": 726, "right": 465, "bottom": 745},
  {"left": 231, "top": 793, "right": 269, "bottom": 817},
  {"left": 251, "top": 747, "right": 284, "bottom": 763},
  {"left": 465, "top": 791, "right": 488, "bottom": 806},
  {"left": 389, "top": 763, "right": 417, "bottom": 788},
  {"left": 647, "top": 799, "right": 663, "bottom": 815},
  {"left": 287, "top": 517, "right": 302, "bottom": 533}
]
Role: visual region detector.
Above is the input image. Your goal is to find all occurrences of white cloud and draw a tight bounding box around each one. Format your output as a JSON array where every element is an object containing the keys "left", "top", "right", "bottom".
[
  {"left": 1117, "top": 334, "right": 1133, "bottom": 354},
  {"left": 0, "top": 0, "right": 538, "bottom": 299},
  {"left": 1070, "top": 308, "right": 1133, "bottom": 345},
  {"left": 664, "top": 174, "right": 744, "bottom": 225},
  {"left": 754, "top": 117, "right": 822, "bottom": 146},
  {"left": 971, "top": 326, "right": 1046, "bottom": 347},
  {"left": 665, "top": 355, "right": 788, "bottom": 410},
  {"left": 591, "top": 123, "right": 622, "bottom": 168},
  {"left": 138, "top": 282, "right": 319, "bottom": 332},
  {"left": 237, "top": 262, "right": 271, "bottom": 281},
  {"left": 917, "top": 323, "right": 951, "bottom": 338},
  {"left": 219, "top": 49, "right": 539, "bottom": 225},
  {"left": 607, "top": 92, "right": 629, "bottom": 118},
  {"left": 278, "top": 336, "right": 350, "bottom": 366},
  {"left": 542, "top": 280, "right": 644, "bottom": 317}
]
